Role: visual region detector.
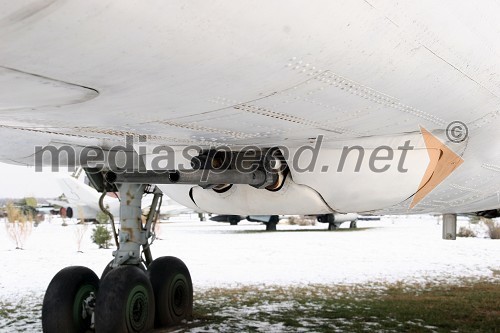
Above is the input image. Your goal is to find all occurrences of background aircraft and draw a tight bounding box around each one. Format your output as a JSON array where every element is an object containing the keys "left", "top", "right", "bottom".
[
  {"left": 211, "top": 213, "right": 359, "bottom": 230},
  {"left": 49, "top": 174, "right": 199, "bottom": 221}
]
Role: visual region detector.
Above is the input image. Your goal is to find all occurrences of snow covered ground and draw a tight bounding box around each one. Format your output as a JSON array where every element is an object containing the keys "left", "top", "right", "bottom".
[{"left": 0, "top": 215, "right": 498, "bottom": 332}]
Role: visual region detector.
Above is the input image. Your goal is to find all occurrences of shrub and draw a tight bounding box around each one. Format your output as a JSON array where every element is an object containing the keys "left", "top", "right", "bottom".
[
  {"left": 468, "top": 216, "right": 481, "bottom": 224},
  {"left": 287, "top": 216, "right": 316, "bottom": 226},
  {"left": 91, "top": 225, "right": 112, "bottom": 249},
  {"left": 96, "top": 206, "right": 110, "bottom": 224},
  {"left": 484, "top": 219, "right": 500, "bottom": 239},
  {"left": 5, "top": 203, "right": 33, "bottom": 249},
  {"left": 457, "top": 226, "right": 476, "bottom": 238}
]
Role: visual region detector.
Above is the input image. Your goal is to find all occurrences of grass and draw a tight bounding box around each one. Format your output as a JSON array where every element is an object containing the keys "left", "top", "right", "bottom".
[
  {"left": 0, "top": 297, "right": 43, "bottom": 331},
  {"left": 1, "top": 280, "right": 499, "bottom": 332},
  {"left": 186, "top": 280, "right": 500, "bottom": 332}
]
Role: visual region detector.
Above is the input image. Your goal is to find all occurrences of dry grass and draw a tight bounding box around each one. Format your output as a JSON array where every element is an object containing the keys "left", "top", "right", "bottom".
[
  {"left": 484, "top": 219, "right": 500, "bottom": 239},
  {"left": 5, "top": 203, "right": 33, "bottom": 250},
  {"left": 189, "top": 280, "right": 500, "bottom": 332},
  {"left": 287, "top": 216, "right": 316, "bottom": 226},
  {"left": 457, "top": 226, "right": 476, "bottom": 238}
]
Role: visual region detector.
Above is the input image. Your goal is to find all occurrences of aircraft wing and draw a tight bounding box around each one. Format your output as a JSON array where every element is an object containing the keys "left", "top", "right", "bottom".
[
  {"left": 45, "top": 199, "right": 71, "bottom": 208},
  {"left": 1, "top": 1, "right": 500, "bottom": 215}
]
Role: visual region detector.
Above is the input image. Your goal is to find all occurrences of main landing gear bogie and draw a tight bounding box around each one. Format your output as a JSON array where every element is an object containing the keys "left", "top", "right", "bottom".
[
  {"left": 42, "top": 183, "right": 193, "bottom": 333},
  {"left": 42, "top": 256, "right": 193, "bottom": 333}
]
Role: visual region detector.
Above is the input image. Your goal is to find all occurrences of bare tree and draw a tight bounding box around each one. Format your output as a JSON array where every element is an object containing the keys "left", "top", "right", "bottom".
[
  {"left": 74, "top": 207, "right": 89, "bottom": 252},
  {"left": 74, "top": 224, "right": 89, "bottom": 252}
]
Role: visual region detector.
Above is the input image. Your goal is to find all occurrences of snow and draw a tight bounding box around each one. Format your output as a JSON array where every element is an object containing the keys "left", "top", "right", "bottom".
[
  {"left": 0, "top": 215, "right": 498, "bottom": 293},
  {"left": 0, "top": 214, "right": 498, "bottom": 331}
]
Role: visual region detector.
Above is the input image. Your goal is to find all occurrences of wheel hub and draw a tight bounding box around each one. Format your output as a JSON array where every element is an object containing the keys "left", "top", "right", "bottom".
[
  {"left": 73, "top": 284, "right": 95, "bottom": 327},
  {"left": 172, "top": 276, "right": 187, "bottom": 317},
  {"left": 127, "top": 285, "right": 149, "bottom": 331}
]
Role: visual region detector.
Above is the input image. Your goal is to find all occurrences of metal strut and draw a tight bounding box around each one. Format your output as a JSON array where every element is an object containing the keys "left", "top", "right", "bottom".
[
  {"left": 142, "top": 186, "right": 163, "bottom": 267},
  {"left": 105, "top": 169, "right": 277, "bottom": 189},
  {"left": 112, "top": 183, "right": 146, "bottom": 267},
  {"left": 111, "top": 183, "right": 164, "bottom": 268}
]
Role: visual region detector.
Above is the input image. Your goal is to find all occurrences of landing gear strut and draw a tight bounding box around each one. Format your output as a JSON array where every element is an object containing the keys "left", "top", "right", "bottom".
[
  {"left": 264, "top": 215, "right": 279, "bottom": 231},
  {"left": 317, "top": 213, "right": 358, "bottom": 231},
  {"left": 42, "top": 183, "right": 193, "bottom": 332},
  {"left": 327, "top": 222, "right": 341, "bottom": 230}
]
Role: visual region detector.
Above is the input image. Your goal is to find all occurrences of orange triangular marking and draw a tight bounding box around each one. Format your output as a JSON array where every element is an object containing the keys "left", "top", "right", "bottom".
[{"left": 409, "top": 126, "right": 464, "bottom": 209}]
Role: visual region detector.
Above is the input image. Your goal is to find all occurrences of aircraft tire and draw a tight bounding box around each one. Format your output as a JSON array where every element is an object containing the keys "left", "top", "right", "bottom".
[
  {"left": 265, "top": 215, "right": 279, "bottom": 231},
  {"left": 95, "top": 266, "right": 154, "bottom": 333},
  {"left": 147, "top": 256, "right": 193, "bottom": 328},
  {"left": 265, "top": 222, "right": 277, "bottom": 231},
  {"left": 101, "top": 260, "right": 146, "bottom": 280},
  {"left": 350, "top": 221, "right": 357, "bottom": 229},
  {"left": 328, "top": 223, "right": 340, "bottom": 230},
  {"left": 42, "top": 266, "right": 99, "bottom": 333}
]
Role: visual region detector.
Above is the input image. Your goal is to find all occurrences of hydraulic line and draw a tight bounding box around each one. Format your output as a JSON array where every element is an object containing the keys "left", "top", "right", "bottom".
[{"left": 99, "top": 191, "right": 119, "bottom": 249}]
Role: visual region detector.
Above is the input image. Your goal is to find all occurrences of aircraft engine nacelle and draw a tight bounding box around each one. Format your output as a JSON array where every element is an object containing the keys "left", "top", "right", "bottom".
[
  {"left": 158, "top": 176, "right": 334, "bottom": 216},
  {"left": 59, "top": 206, "right": 74, "bottom": 218}
]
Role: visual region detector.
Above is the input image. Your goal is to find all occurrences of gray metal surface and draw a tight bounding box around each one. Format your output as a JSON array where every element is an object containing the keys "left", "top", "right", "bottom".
[
  {"left": 112, "top": 183, "right": 147, "bottom": 266},
  {"left": 442, "top": 214, "right": 457, "bottom": 240}
]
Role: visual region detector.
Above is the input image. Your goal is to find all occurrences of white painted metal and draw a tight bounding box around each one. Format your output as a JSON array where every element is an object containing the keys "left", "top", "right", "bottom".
[
  {"left": 1, "top": 1, "right": 500, "bottom": 215},
  {"left": 332, "top": 213, "right": 358, "bottom": 223},
  {"left": 190, "top": 176, "right": 333, "bottom": 215},
  {"left": 442, "top": 213, "right": 457, "bottom": 240}
]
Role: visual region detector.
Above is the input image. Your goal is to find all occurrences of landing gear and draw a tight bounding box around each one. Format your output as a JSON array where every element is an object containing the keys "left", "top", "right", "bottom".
[
  {"left": 318, "top": 214, "right": 341, "bottom": 231},
  {"left": 95, "top": 266, "right": 155, "bottom": 332},
  {"left": 42, "top": 183, "right": 194, "bottom": 332},
  {"left": 349, "top": 220, "right": 357, "bottom": 229},
  {"left": 317, "top": 213, "right": 358, "bottom": 231},
  {"left": 228, "top": 215, "right": 240, "bottom": 226},
  {"left": 328, "top": 223, "right": 341, "bottom": 230},
  {"left": 265, "top": 215, "right": 279, "bottom": 231},
  {"left": 148, "top": 256, "right": 193, "bottom": 327},
  {"left": 42, "top": 266, "right": 99, "bottom": 333},
  {"left": 101, "top": 260, "right": 146, "bottom": 279}
]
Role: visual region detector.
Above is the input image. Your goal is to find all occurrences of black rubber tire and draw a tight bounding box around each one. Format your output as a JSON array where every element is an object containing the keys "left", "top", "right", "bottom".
[
  {"left": 328, "top": 223, "right": 340, "bottom": 230},
  {"left": 350, "top": 221, "right": 357, "bottom": 229},
  {"left": 42, "top": 266, "right": 99, "bottom": 333},
  {"left": 66, "top": 207, "right": 74, "bottom": 218},
  {"left": 228, "top": 216, "right": 240, "bottom": 225},
  {"left": 95, "top": 265, "right": 155, "bottom": 333},
  {"left": 265, "top": 221, "right": 277, "bottom": 231},
  {"left": 101, "top": 260, "right": 146, "bottom": 280},
  {"left": 265, "top": 215, "right": 279, "bottom": 231},
  {"left": 147, "top": 256, "right": 193, "bottom": 328}
]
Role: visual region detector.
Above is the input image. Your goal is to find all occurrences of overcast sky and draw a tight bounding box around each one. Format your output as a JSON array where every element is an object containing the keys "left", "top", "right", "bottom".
[{"left": 0, "top": 163, "right": 68, "bottom": 198}]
